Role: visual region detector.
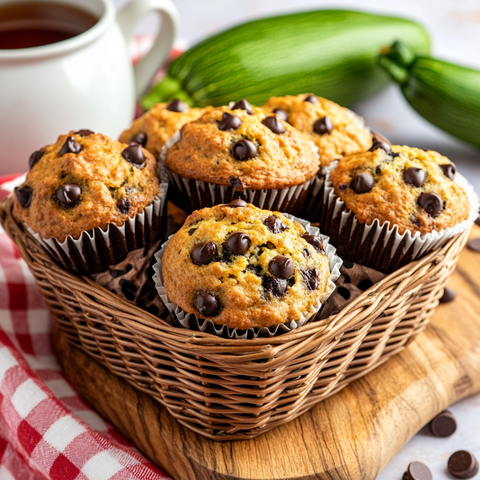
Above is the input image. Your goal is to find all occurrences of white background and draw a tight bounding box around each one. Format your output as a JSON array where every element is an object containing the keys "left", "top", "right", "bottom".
[{"left": 114, "top": 1, "right": 480, "bottom": 479}]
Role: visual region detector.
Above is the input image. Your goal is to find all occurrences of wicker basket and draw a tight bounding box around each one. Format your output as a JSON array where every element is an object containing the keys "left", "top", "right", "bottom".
[{"left": 0, "top": 195, "right": 469, "bottom": 441}]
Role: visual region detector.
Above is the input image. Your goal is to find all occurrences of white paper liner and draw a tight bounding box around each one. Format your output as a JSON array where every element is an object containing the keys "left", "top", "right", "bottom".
[
  {"left": 28, "top": 181, "right": 169, "bottom": 276},
  {"left": 152, "top": 214, "right": 342, "bottom": 339},
  {"left": 320, "top": 161, "right": 479, "bottom": 273}
]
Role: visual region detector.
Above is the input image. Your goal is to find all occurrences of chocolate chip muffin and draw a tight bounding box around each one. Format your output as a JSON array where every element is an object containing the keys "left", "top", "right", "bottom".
[
  {"left": 262, "top": 94, "right": 372, "bottom": 167},
  {"left": 159, "top": 201, "right": 333, "bottom": 331},
  {"left": 119, "top": 99, "right": 206, "bottom": 158},
  {"left": 164, "top": 100, "right": 320, "bottom": 215}
]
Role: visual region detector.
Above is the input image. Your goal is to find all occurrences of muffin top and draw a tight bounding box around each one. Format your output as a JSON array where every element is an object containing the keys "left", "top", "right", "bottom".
[
  {"left": 329, "top": 144, "right": 470, "bottom": 235},
  {"left": 164, "top": 101, "right": 320, "bottom": 190},
  {"left": 13, "top": 130, "right": 160, "bottom": 241},
  {"left": 262, "top": 94, "right": 373, "bottom": 167},
  {"left": 119, "top": 99, "right": 206, "bottom": 158},
  {"left": 161, "top": 201, "right": 331, "bottom": 330}
]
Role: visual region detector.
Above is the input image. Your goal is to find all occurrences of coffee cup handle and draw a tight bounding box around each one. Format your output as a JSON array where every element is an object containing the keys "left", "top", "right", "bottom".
[{"left": 117, "top": 0, "right": 179, "bottom": 100}]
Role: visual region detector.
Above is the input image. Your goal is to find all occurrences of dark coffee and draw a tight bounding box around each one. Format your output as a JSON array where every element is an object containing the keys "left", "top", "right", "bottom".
[{"left": 0, "top": 2, "right": 98, "bottom": 50}]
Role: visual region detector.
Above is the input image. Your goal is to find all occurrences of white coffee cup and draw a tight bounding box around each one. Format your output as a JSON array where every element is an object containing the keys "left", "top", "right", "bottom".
[{"left": 0, "top": 0, "right": 179, "bottom": 174}]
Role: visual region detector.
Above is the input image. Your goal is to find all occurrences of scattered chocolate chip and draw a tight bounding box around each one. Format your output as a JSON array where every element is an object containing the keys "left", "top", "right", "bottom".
[
  {"left": 117, "top": 197, "right": 131, "bottom": 214},
  {"left": 262, "top": 116, "right": 286, "bottom": 134},
  {"left": 448, "top": 451, "right": 479, "bottom": 479},
  {"left": 313, "top": 116, "right": 333, "bottom": 135},
  {"left": 262, "top": 276, "right": 287, "bottom": 298},
  {"left": 440, "top": 287, "right": 456, "bottom": 304},
  {"left": 301, "top": 267, "right": 319, "bottom": 290},
  {"left": 232, "top": 99, "right": 253, "bottom": 114},
  {"left": 232, "top": 139, "right": 257, "bottom": 161},
  {"left": 371, "top": 131, "right": 391, "bottom": 145},
  {"left": 440, "top": 163, "right": 457, "bottom": 180},
  {"left": 375, "top": 165, "right": 382, "bottom": 175},
  {"left": 59, "top": 135, "right": 82, "bottom": 155},
  {"left": 304, "top": 95, "right": 318, "bottom": 104},
  {"left": 129, "top": 132, "right": 147, "bottom": 147},
  {"left": 273, "top": 108, "right": 288, "bottom": 121},
  {"left": 467, "top": 238, "right": 480, "bottom": 252},
  {"left": 429, "top": 410, "right": 457, "bottom": 437},
  {"left": 369, "top": 140, "right": 391, "bottom": 154},
  {"left": 303, "top": 248, "right": 310, "bottom": 258},
  {"left": 14, "top": 186, "right": 32, "bottom": 208},
  {"left": 166, "top": 98, "right": 187, "bottom": 112},
  {"left": 227, "top": 199, "right": 248, "bottom": 208},
  {"left": 225, "top": 232, "right": 251, "bottom": 255},
  {"left": 351, "top": 173, "right": 375, "bottom": 194},
  {"left": 194, "top": 291, "right": 221, "bottom": 316},
  {"left": 218, "top": 112, "right": 242, "bottom": 131},
  {"left": 417, "top": 192, "right": 443, "bottom": 217},
  {"left": 403, "top": 461, "right": 432, "bottom": 480},
  {"left": 229, "top": 175, "right": 245, "bottom": 190},
  {"left": 404, "top": 167, "right": 427, "bottom": 188},
  {"left": 75, "top": 129, "right": 94, "bottom": 137},
  {"left": 55, "top": 184, "right": 82, "bottom": 208},
  {"left": 269, "top": 255, "right": 295, "bottom": 279},
  {"left": 337, "top": 287, "right": 351, "bottom": 300},
  {"left": 301, "top": 234, "right": 324, "bottom": 253},
  {"left": 28, "top": 149, "right": 44, "bottom": 169},
  {"left": 264, "top": 215, "right": 289, "bottom": 233},
  {"left": 122, "top": 144, "right": 146, "bottom": 168},
  {"left": 192, "top": 242, "right": 218, "bottom": 265},
  {"left": 339, "top": 183, "right": 348, "bottom": 191}
]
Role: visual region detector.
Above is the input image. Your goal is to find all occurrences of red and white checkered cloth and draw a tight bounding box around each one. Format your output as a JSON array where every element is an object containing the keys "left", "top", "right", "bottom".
[{"left": 0, "top": 175, "right": 171, "bottom": 480}]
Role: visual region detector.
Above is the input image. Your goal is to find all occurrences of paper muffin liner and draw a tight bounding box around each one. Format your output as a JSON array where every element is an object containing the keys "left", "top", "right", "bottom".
[
  {"left": 319, "top": 161, "right": 479, "bottom": 273},
  {"left": 152, "top": 214, "right": 342, "bottom": 339},
  {"left": 160, "top": 131, "right": 322, "bottom": 217},
  {"left": 28, "top": 181, "right": 169, "bottom": 276}
]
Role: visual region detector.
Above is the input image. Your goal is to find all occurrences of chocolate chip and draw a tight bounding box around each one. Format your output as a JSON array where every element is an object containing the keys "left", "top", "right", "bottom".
[
  {"left": 55, "top": 184, "right": 82, "bottom": 208},
  {"left": 440, "top": 287, "right": 456, "bottom": 304},
  {"left": 429, "top": 410, "right": 457, "bottom": 437},
  {"left": 467, "top": 238, "right": 480, "bottom": 252},
  {"left": 375, "top": 165, "right": 382, "bottom": 175},
  {"left": 262, "top": 277, "right": 287, "bottom": 298},
  {"left": 227, "top": 199, "right": 247, "bottom": 208},
  {"left": 264, "top": 215, "right": 289, "bottom": 233},
  {"left": 59, "top": 135, "right": 82, "bottom": 155},
  {"left": 117, "top": 198, "right": 131, "bottom": 214},
  {"left": 368, "top": 140, "right": 391, "bottom": 154},
  {"left": 188, "top": 228, "right": 197, "bottom": 236},
  {"left": 192, "top": 242, "right": 218, "bottom": 265},
  {"left": 229, "top": 176, "right": 245, "bottom": 189},
  {"left": 194, "top": 292, "right": 221, "bottom": 316},
  {"left": 218, "top": 112, "right": 242, "bottom": 131},
  {"left": 262, "top": 116, "right": 286, "bottom": 134},
  {"left": 417, "top": 192, "right": 443, "bottom": 217},
  {"left": 232, "top": 99, "right": 253, "bottom": 114},
  {"left": 75, "top": 129, "right": 94, "bottom": 137},
  {"left": 404, "top": 167, "right": 427, "bottom": 188},
  {"left": 412, "top": 215, "right": 421, "bottom": 227},
  {"left": 273, "top": 108, "right": 288, "bottom": 121},
  {"left": 371, "top": 131, "right": 391, "bottom": 145},
  {"left": 122, "top": 144, "right": 146, "bottom": 168},
  {"left": 301, "top": 267, "right": 319, "bottom": 290},
  {"left": 304, "top": 95, "right": 318, "bottom": 104},
  {"left": 28, "top": 149, "right": 44, "bottom": 169},
  {"left": 440, "top": 163, "right": 456, "bottom": 180},
  {"left": 339, "top": 183, "right": 348, "bottom": 191},
  {"left": 14, "top": 186, "right": 32, "bottom": 208},
  {"left": 351, "top": 173, "right": 374, "bottom": 194},
  {"left": 225, "top": 232, "right": 251, "bottom": 255},
  {"left": 448, "top": 451, "right": 479, "bottom": 479},
  {"left": 403, "top": 461, "right": 432, "bottom": 480},
  {"left": 301, "top": 234, "right": 324, "bottom": 253},
  {"left": 129, "top": 132, "right": 147, "bottom": 147},
  {"left": 232, "top": 139, "right": 257, "bottom": 161},
  {"left": 313, "top": 116, "right": 333, "bottom": 135},
  {"left": 166, "top": 99, "right": 187, "bottom": 112},
  {"left": 303, "top": 248, "right": 311, "bottom": 258},
  {"left": 269, "top": 255, "right": 295, "bottom": 279}
]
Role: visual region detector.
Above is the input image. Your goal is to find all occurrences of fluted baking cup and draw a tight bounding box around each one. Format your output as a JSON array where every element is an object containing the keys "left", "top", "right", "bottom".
[
  {"left": 152, "top": 214, "right": 342, "bottom": 339},
  {"left": 319, "top": 162, "right": 479, "bottom": 273}
]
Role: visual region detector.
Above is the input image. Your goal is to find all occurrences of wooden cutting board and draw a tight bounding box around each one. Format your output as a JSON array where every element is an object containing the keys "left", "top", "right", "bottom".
[{"left": 53, "top": 226, "right": 480, "bottom": 480}]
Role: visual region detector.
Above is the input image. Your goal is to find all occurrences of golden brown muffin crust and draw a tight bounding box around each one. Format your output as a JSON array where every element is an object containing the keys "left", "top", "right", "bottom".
[
  {"left": 119, "top": 102, "right": 206, "bottom": 157},
  {"left": 13, "top": 131, "right": 160, "bottom": 241},
  {"left": 165, "top": 105, "right": 320, "bottom": 189},
  {"left": 329, "top": 145, "right": 470, "bottom": 235},
  {"left": 162, "top": 203, "right": 331, "bottom": 330},
  {"left": 263, "top": 94, "right": 372, "bottom": 167}
]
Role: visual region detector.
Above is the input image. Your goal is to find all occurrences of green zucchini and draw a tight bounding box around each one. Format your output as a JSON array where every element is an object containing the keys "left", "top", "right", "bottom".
[
  {"left": 142, "top": 10, "right": 430, "bottom": 110},
  {"left": 380, "top": 41, "right": 480, "bottom": 148}
]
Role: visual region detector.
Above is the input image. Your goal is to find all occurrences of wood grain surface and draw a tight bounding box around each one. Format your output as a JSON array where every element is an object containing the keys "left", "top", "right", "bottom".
[{"left": 53, "top": 227, "right": 480, "bottom": 480}]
